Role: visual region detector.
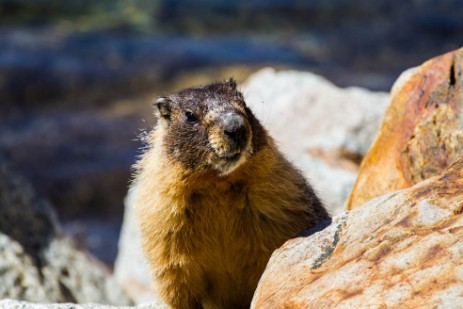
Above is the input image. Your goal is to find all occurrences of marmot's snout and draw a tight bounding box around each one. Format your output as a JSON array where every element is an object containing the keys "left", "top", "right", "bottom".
[
  {"left": 208, "top": 110, "right": 252, "bottom": 174},
  {"left": 222, "top": 112, "right": 249, "bottom": 157}
]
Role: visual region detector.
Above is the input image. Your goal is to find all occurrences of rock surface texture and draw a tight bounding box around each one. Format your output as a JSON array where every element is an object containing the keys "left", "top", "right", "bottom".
[
  {"left": 252, "top": 158, "right": 463, "bottom": 308},
  {"left": 0, "top": 161, "right": 131, "bottom": 305},
  {"left": 0, "top": 299, "right": 128, "bottom": 309},
  {"left": 243, "top": 68, "right": 389, "bottom": 215},
  {"left": 347, "top": 47, "right": 463, "bottom": 210}
]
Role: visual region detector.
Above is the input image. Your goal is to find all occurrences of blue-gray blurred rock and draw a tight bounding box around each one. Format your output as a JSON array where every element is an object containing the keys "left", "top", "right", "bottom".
[{"left": 0, "top": 160, "right": 132, "bottom": 305}]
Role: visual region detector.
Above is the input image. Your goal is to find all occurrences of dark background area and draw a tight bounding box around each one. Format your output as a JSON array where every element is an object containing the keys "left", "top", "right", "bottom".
[{"left": 1, "top": 0, "right": 462, "bottom": 266}]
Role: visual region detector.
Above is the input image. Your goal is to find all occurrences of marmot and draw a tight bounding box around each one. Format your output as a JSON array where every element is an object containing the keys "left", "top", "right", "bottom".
[{"left": 133, "top": 79, "right": 329, "bottom": 309}]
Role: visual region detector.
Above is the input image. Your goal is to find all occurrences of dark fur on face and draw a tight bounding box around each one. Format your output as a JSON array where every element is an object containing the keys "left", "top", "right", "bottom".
[{"left": 154, "top": 79, "right": 266, "bottom": 174}]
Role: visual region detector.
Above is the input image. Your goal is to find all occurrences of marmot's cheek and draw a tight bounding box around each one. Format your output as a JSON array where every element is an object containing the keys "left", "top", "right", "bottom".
[{"left": 209, "top": 137, "right": 225, "bottom": 157}]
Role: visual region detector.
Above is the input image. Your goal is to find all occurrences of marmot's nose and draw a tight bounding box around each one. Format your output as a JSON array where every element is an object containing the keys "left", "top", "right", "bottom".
[{"left": 223, "top": 113, "right": 248, "bottom": 147}]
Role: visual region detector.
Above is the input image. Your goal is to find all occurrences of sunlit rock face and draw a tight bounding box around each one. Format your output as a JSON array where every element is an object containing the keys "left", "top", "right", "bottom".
[{"left": 347, "top": 48, "right": 463, "bottom": 210}]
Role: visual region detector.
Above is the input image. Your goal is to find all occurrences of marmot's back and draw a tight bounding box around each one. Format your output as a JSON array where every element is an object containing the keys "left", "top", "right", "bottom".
[{"left": 134, "top": 79, "right": 329, "bottom": 309}]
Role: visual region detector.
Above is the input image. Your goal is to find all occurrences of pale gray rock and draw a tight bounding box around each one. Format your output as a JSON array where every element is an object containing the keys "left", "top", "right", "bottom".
[
  {"left": 0, "top": 299, "right": 129, "bottom": 309},
  {"left": 0, "top": 299, "right": 162, "bottom": 309},
  {"left": 243, "top": 68, "right": 390, "bottom": 215},
  {"left": 0, "top": 234, "right": 48, "bottom": 302}
]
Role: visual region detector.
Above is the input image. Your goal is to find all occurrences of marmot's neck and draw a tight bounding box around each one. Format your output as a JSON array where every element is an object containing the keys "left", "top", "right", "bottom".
[
  {"left": 157, "top": 157, "right": 246, "bottom": 192},
  {"left": 150, "top": 142, "right": 276, "bottom": 193}
]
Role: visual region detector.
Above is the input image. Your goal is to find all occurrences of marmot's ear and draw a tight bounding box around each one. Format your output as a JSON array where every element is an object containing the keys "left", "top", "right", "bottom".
[
  {"left": 153, "top": 97, "right": 172, "bottom": 121},
  {"left": 225, "top": 78, "right": 237, "bottom": 91}
]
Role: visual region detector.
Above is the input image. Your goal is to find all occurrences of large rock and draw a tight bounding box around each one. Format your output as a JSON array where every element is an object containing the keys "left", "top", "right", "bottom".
[
  {"left": 0, "top": 161, "right": 132, "bottom": 305},
  {"left": 114, "top": 68, "right": 389, "bottom": 302},
  {"left": 244, "top": 68, "right": 389, "bottom": 214},
  {"left": 347, "top": 47, "right": 463, "bottom": 210},
  {"left": 252, "top": 158, "right": 463, "bottom": 308}
]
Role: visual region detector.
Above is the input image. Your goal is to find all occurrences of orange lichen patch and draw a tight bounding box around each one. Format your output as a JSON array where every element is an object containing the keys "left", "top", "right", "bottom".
[
  {"left": 346, "top": 47, "right": 463, "bottom": 210},
  {"left": 282, "top": 301, "right": 304, "bottom": 309},
  {"left": 252, "top": 158, "right": 463, "bottom": 308}
]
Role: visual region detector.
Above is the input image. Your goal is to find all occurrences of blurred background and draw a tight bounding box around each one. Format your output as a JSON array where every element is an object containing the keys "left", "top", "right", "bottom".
[{"left": 1, "top": 0, "right": 462, "bottom": 267}]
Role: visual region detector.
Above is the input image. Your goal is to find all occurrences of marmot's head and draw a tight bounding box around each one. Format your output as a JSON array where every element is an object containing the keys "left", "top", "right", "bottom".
[{"left": 153, "top": 79, "right": 264, "bottom": 175}]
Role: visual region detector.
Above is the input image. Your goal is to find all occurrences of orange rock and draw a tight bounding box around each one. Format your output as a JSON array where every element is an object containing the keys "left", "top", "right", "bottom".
[
  {"left": 252, "top": 159, "right": 463, "bottom": 308},
  {"left": 346, "top": 48, "right": 463, "bottom": 210}
]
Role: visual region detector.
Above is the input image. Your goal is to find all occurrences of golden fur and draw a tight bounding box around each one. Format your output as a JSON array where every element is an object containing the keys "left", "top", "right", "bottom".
[{"left": 133, "top": 80, "right": 329, "bottom": 309}]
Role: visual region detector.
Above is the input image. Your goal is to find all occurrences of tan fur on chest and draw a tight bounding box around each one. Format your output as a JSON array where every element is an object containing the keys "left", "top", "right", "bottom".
[{"left": 135, "top": 144, "right": 306, "bottom": 308}]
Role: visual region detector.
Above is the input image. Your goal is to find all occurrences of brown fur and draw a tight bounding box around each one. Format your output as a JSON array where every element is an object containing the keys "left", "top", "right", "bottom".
[{"left": 133, "top": 79, "right": 329, "bottom": 309}]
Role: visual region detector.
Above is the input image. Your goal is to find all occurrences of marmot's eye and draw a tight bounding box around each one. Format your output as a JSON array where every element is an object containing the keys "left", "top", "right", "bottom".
[{"left": 185, "top": 110, "right": 198, "bottom": 123}]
